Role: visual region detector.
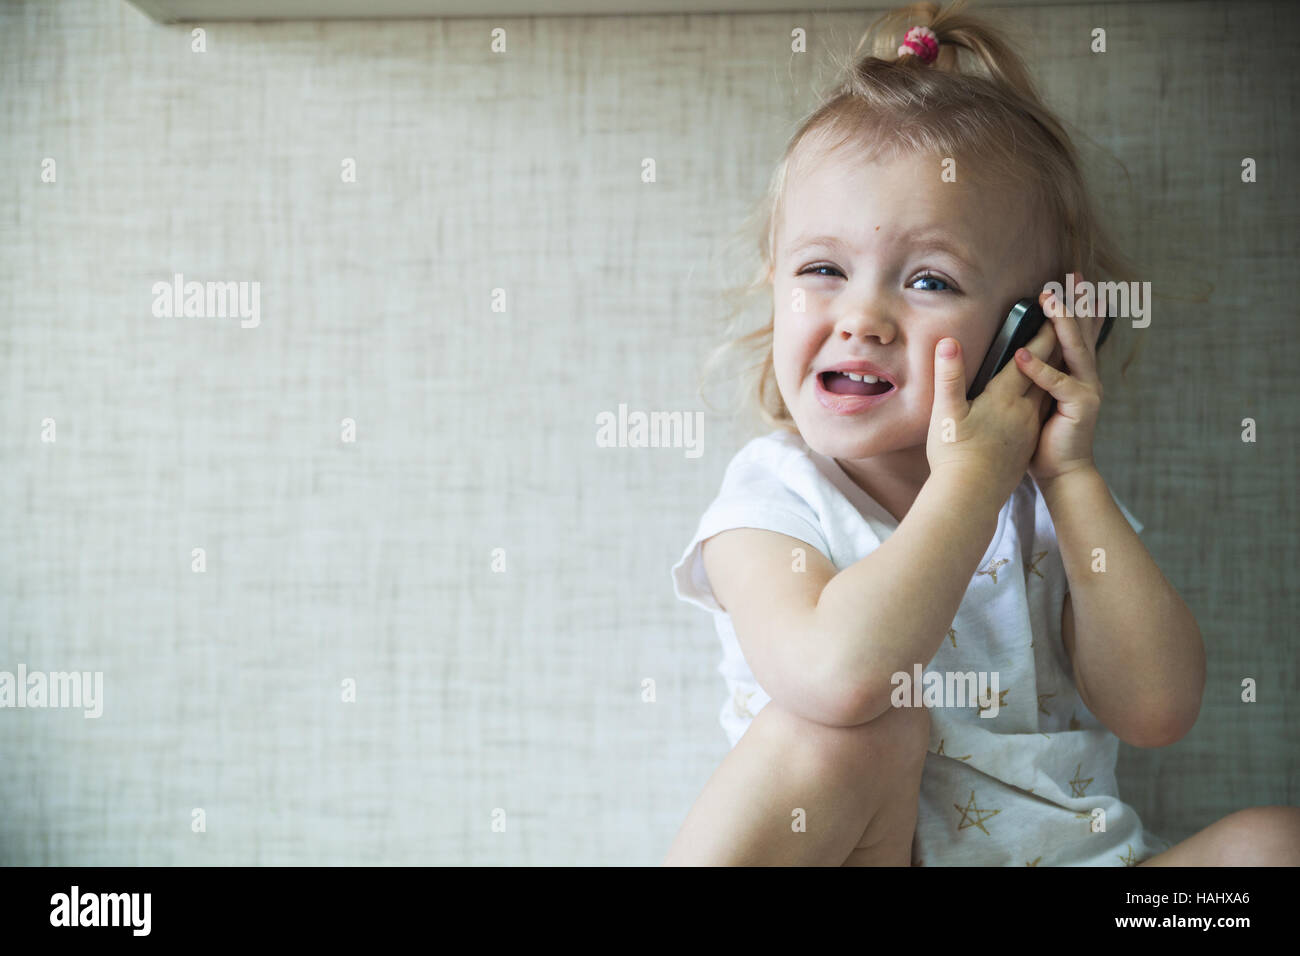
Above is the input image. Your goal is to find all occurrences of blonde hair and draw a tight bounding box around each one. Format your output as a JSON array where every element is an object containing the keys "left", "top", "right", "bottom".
[{"left": 703, "top": 0, "right": 1143, "bottom": 435}]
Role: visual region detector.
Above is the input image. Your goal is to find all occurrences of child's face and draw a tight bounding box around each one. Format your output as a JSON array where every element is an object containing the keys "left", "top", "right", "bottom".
[{"left": 772, "top": 148, "right": 1056, "bottom": 467}]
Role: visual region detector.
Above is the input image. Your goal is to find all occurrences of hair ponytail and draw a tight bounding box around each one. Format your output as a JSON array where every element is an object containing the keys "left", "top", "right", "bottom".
[{"left": 859, "top": 1, "right": 1039, "bottom": 101}]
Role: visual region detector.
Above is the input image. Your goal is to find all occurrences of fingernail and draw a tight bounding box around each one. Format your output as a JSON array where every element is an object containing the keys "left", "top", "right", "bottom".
[
  {"left": 939, "top": 338, "right": 957, "bottom": 358},
  {"left": 1016, "top": 348, "right": 1031, "bottom": 362}
]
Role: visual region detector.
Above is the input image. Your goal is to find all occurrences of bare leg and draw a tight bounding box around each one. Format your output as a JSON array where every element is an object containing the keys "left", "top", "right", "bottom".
[
  {"left": 1138, "top": 806, "right": 1300, "bottom": 866},
  {"left": 662, "top": 700, "right": 930, "bottom": 866}
]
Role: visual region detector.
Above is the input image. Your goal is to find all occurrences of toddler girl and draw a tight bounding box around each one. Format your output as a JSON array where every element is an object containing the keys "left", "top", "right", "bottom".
[{"left": 664, "top": 0, "right": 1299, "bottom": 866}]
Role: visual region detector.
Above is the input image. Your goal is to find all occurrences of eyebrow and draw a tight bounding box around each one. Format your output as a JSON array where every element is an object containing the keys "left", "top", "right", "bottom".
[{"left": 783, "top": 229, "right": 983, "bottom": 277}]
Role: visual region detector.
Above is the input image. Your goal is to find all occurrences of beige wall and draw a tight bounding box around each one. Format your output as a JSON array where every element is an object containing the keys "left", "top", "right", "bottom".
[{"left": 1, "top": 0, "right": 1295, "bottom": 863}]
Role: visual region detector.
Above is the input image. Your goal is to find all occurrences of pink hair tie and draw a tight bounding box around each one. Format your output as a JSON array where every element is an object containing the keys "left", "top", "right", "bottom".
[{"left": 897, "top": 25, "right": 940, "bottom": 64}]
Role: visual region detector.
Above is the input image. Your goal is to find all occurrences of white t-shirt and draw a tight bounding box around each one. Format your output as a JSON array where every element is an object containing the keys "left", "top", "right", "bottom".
[{"left": 671, "top": 429, "right": 1172, "bottom": 866}]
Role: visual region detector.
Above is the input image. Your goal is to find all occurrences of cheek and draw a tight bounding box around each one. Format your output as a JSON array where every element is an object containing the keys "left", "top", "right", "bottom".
[
  {"left": 956, "top": 328, "right": 1000, "bottom": 385},
  {"left": 906, "top": 353, "right": 937, "bottom": 411},
  {"left": 772, "top": 315, "right": 809, "bottom": 374},
  {"left": 919, "top": 327, "right": 991, "bottom": 391},
  {"left": 906, "top": 337, "right": 975, "bottom": 405},
  {"left": 953, "top": 335, "right": 981, "bottom": 382}
]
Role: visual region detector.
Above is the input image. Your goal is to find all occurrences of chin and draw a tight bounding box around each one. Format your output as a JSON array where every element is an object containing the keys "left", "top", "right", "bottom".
[
  {"left": 793, "top": 396, "right": 924, "bottom": 461},
  {"left": 793, "top": 415, "right": 889, "bottom": 462}
]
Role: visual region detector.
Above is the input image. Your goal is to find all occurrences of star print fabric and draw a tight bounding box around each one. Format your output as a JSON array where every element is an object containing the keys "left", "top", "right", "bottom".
[{"left": 671, "top": 430, "right": 1172, "bottom": 866}]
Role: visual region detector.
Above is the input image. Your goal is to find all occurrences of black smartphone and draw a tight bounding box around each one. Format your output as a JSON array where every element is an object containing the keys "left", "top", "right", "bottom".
[{"left": 966, "top": 297, "right": 1115, "bottom": 401}]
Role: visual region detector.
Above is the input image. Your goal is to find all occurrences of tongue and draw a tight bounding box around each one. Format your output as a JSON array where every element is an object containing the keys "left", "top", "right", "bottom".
[{"left": 825, "top": 372, "right": 892, "bottom": 396}]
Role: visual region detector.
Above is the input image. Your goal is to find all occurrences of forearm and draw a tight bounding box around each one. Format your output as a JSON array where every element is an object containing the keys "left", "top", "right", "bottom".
[
  {"left": 815, "top": 466, "right": 1006, "bottom": 723},
  {"left": 1038, "top": 466, "right": 1205, "bottom": 741}
]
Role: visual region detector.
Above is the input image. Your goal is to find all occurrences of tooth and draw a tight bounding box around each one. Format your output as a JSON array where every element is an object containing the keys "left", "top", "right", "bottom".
[
  {"left": 846, "top": 372, "right": 863, "bottom": 382},
  {"left": 861, "top": 374, "right": 880, "bottom": 383}
]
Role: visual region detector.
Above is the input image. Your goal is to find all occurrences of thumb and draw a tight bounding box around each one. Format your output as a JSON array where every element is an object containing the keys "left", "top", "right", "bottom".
[{"left": 931, "top": 337, "right": 968, "bottom": 429}]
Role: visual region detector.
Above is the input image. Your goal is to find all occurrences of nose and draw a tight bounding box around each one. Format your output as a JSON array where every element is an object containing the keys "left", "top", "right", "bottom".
[{"left": 834, "top": 301, "right": 896, "bottom": 345}]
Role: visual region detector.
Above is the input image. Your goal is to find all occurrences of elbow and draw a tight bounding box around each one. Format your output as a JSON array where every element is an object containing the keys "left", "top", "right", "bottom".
[
  {"left": 1119, "top": 633, "right": 1206, "bottom": 749},
  {"left": 829, "top": 664, "right": 896, "bottom": 728},
  {"left": 1145, "top": 654, "right": 1206, "bottom": 747},
  {"left": 763, "top": 649, "right": 876, "bottom": 729},
  {"left": 1124, "top": 699, "right": 1201, "bottom": 749},
  {"left": 810, "top": 626, "right": 910, "bottom": 727},
  {"left": 1122, "top": 723, "right": 1181, "bottom": 750}
]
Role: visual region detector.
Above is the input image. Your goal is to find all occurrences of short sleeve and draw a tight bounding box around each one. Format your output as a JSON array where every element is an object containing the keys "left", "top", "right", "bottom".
[
  {"left": 670, "top": 462, "right": 832, "bottom": 614},
  {"left": 1110, "top": 490, "right": 1144, "bottom": 535}
]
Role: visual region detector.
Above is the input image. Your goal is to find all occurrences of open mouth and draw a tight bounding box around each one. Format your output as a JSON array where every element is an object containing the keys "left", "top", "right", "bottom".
[{"left": 819, "top": 371, "right": 895, "bottom": 396}]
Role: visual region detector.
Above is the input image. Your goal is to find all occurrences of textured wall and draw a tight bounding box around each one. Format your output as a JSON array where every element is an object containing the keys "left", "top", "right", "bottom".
[{"left": 1, "top": 0, "right": 1295, "bottom": 865}]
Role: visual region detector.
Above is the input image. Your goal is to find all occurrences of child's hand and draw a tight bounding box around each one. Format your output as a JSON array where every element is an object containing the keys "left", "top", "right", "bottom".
[
  {"left": 927, "top": 318, "right": 1059, "bottom": 506},
  {"left": 1012, "top": 277, "right": 1107, "bottom": 482}
]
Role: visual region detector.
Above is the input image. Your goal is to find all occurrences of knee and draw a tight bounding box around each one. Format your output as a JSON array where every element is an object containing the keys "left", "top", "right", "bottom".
[{"left": 1215, "top": 806, "right": 1300, "bottom": 866}]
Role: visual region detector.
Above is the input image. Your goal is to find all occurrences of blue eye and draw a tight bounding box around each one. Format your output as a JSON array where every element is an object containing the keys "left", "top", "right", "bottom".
[
  {"left": 911, "top": 272, "right": 951, "bottom": 292},
  {"left": 798, "top": 264, "right": 844, "bottom": 278}
]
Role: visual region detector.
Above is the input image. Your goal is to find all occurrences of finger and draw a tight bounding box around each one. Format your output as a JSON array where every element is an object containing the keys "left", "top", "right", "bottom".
[
  {"left": 1041, "top": 288, "right": 1100, "bottom": 388},
  {"left": 1040, "top": 341, "right": 1063, "bottom": 419},
  {"left": 1039, "top": 392, "right": 1056, "bottom": 425},
  {"left": 1013, "top": 344, "right": 1089, "bottom": 406},
  {"left": 931, "top": 337, "right": 969, "bottom": 430},
  {"left": 983, "top": 313, "right": 1057, "bottom": 402},
  {"left": 1012, "top": 317, "right": 1058, "bottom": 398},
  {"left": 1064, "top": 273, "right": 1107, "bottom": 355},
  {"left": 1040, "top": 332, "right": 1064, "bottom": 373}
]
